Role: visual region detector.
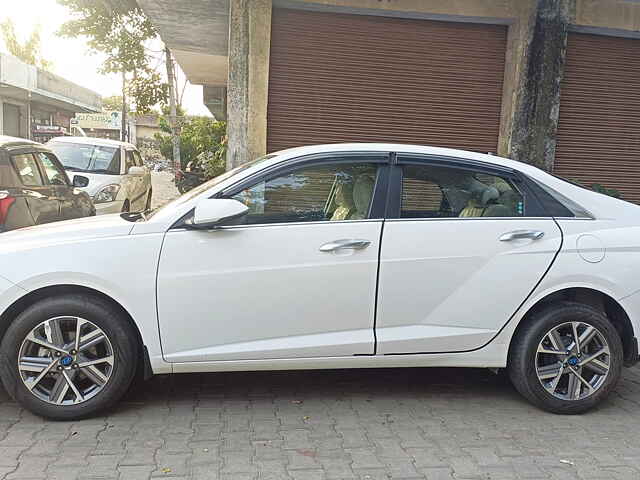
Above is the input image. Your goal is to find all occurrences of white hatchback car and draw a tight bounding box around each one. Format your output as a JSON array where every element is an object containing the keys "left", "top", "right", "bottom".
[
  {"left": 0, "top": 143, "right": 638, "bottom": 419},
  {"left": 47, "top": 137, "right": 152, "bottom": 214}
]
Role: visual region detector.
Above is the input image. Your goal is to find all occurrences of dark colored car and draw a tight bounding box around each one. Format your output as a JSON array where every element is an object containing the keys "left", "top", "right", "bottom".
[{"left": 0, "top": 136, "right": 95, "bottom": 233}]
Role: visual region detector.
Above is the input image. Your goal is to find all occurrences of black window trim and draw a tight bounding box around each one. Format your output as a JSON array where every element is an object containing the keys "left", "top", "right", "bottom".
[
  {"left": 387, "top": 152, "right": 551, "bottom": 219},
  {"left": 36, "top": 151, "right": 71, "bottom": 187}
]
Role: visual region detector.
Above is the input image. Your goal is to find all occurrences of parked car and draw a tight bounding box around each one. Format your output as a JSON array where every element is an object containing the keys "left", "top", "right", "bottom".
[
  {"left": 0, "top": 135, "right": 95, "bottom": 233},
  {"left": 0, "top": 143, "right": 639, "bottom": 419},
  {"left": 47, "top": 137, "right": 152, "bottom": 214}
]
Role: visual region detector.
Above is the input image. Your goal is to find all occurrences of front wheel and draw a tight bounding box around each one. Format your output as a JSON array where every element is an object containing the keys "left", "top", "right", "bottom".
[
  {"left": 0, "top": 295, "right": 138, "bottom": 420},
  {"left": 508, "top": 302, "right": 623, "bottom": 414}
]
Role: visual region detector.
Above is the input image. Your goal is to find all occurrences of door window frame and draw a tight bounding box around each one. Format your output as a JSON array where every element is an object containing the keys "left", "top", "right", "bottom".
[
  {"left": 386, "top": 153, "right": 551, "bottom": 220},
  {"left": 36, "top": 152, "right": 70, "bottom": 187},
  {"left": 211, "top": 152, "right": 391, "bottom": 227}
]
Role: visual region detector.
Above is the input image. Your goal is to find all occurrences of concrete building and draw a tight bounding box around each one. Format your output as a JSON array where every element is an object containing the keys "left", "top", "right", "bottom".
[
  {"left": 0, "top": 53, "right": 101, "bottom": 143},
  {"left": 124, "top": 0, "right": 640, "bottom": 203},
  {"left": 133, "top": 113, "right": 163, "bottom": 144}
]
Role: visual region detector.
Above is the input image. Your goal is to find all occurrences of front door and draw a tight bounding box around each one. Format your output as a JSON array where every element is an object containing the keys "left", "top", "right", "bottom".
[
  {"left": 36, "top": 152, "right": 76, "bottom": 221},
  {"left": 157, "top": 155, "right": 388, "bottom": 362},
  {"left": 376, "top": 158, "right": 562, "bottom": 354},
  {"left": 10, "top": 152, "right": 59, "bottom": 225}
]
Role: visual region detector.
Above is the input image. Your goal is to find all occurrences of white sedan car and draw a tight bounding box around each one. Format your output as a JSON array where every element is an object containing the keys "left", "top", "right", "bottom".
[{"left": 0, "top": 144, "right": 638, "bottom": 419}]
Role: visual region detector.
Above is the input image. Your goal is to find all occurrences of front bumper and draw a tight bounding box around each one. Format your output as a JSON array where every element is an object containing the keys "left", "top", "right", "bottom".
[{"left": 94, "top": 200, "right": 125, "bottom": 215}]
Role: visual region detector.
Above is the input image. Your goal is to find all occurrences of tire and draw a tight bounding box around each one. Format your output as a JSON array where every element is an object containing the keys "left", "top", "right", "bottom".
[
  {"left": 121, "top": 200, "right": 130, "bottom": 213},
  {"left": 508, "top": 301, "right": 623, "bottom": 414},
  {"left": 145, "top": 190, "right": 153, "bottom": 210},
  {"left": 0, "top": 294, "right": 139, "bottom": 420}
]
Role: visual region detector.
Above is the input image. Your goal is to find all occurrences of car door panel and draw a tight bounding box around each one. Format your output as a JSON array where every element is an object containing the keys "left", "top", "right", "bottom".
[
  {"left": 375, "top": 160, "right": 562, "bottom": 354},
  {"left": 158, "top": 221, "right": 382, "bottom": 361},
  {"left": 10, "top": 153, "right": 59, "bottom": 225},
  {"left": 376, "top": 218, "right": 562, "bottom": 353}
]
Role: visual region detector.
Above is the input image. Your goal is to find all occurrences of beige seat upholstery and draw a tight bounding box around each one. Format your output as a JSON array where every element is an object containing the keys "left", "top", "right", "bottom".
[
  {"left": 330, "top": 182, "right": 355, "bottom": 221},
  {"left": 350, "top": 174, "right": 376, "bottom": 220},
  {"left": 458, "top": 185, "right": 499, "bottom": 217}
]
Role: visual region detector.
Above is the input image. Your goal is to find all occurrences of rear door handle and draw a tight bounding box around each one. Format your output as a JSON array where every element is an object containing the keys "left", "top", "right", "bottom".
[
  {"left": 499, "top": 229, "right": 545, "bottom": 241},
  {"left": 319, "top": 239, "right": 371, "bottom": 252}
]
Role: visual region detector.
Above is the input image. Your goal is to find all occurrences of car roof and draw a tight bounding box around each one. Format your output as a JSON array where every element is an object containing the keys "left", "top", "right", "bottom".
[
  {"left": 47, "top": 136, "right": 136, "bottom": 149},
  {"left": 264, "top": 143, "right": 527, "bottom": 173},
  {"left": 0, "top": 135, "right": 42, "bottom": 149}
]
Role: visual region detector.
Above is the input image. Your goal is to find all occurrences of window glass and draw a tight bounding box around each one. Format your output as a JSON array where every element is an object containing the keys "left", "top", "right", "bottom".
[
  {"left": 133, "top": 150, "right": 144, "bottom": 167},
  {"left": 125, "top": 150, "right": 136, "bottom": 172},
  {"left": 232, "top": 163, "right": 379, "bottom": 225},
  {"left": 11, "top": 154, "right": 44, "bottom": 186},
  {"left": 37, "top": 153, "right": 69, "bottom": 186},
  {"left": 401, "top": 165, "right": 524, "bottom": 218},
  {"left": 48, "top": 142, "right": 121, "bottom": 174}
]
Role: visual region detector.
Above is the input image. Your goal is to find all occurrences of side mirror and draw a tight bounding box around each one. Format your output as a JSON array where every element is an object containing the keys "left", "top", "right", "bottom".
[
  {"left": 72, "top": 175, "right": 89, "bottom": 188},
  {"left": 189, "top": 198, "right": 249, "bottom": 229},
  {"left": 128, "top": 166, "right": 145, "bottom": 176}
]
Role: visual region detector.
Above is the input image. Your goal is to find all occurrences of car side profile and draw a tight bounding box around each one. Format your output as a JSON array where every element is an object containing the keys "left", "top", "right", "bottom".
[
  {"left": 47, "top": 137, "right": 152, "bottom": 214},
  {"left": 0, "top": 136, "right": 95, "bottom": 233},
  {"left": 0, "top": 143, "right": 638, "bottom": 419}
]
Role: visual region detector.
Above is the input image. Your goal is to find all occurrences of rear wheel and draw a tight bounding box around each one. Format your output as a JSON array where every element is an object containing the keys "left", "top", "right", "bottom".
[
  {"left": 0, "top": 295, "right": 138, "bottom": 420},
  {"left": 508, "top": 302, "right": 623, "bottom": 414}
]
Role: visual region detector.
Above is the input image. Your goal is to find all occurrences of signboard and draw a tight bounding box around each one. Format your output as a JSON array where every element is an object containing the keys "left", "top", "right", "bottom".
[{"left": 74, "top": 111, "right": 122, "bottom": 130}]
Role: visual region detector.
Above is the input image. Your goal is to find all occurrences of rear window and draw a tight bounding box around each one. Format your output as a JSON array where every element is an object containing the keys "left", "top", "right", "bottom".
[{"left": 48, "top": 142, "right": 121, "bottom": 175}]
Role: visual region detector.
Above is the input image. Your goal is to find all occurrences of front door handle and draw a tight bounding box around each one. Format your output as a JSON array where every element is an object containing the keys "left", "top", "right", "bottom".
[
  {"left": 499, "top": 229, "right": 545, "bottom": 242},
  {"left": 319, "top": 239, "right": 371, "bottom": 252}
]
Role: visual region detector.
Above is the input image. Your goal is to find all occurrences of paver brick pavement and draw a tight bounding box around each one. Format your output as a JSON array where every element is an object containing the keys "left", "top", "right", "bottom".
[{"left": 0, "top": 366, "right": 638, "bottom": 479}]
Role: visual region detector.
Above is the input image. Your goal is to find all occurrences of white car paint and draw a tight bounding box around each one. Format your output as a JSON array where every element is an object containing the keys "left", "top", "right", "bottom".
[
  {"left": 0, "top": 143, "right": 639, "bottom": 377},
  {"left": 47, "top": 137, "right": 152, "bottom": 215}
]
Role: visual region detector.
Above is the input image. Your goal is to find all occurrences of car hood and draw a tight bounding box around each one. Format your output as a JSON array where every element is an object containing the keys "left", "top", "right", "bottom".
[
  {"left": 0, "top": 214, "right": 134, "bottom": 255},
  {"left": 66, "top": 171, "right": 121, "bottom": 197}
]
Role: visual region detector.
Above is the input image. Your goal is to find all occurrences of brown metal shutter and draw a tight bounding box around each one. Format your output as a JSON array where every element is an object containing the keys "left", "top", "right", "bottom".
[
  {"left": 267, "top": 9, "right": 507, "bottom": 154},
  {"left": 555, "top": 33, "right": 640, "bottom": 204}
]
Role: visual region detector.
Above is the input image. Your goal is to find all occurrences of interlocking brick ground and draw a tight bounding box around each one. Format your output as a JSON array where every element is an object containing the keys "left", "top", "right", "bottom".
[{"left": 0, "top": 366, "right": 639, "bottom": 479}]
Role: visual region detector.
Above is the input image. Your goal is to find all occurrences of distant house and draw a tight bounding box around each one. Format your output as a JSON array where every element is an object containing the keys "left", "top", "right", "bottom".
[{"left": 0, "top": 53, "right": 101, "bottom": 143}]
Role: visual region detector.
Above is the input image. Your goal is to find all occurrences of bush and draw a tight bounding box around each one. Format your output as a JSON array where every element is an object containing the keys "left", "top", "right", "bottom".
[{"left": 155, "top": 115, "right": 226, "bottom": 179}]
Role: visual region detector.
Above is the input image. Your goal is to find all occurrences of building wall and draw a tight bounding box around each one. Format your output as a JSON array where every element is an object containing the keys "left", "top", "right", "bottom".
[{"left": 227, "top": 0, "right": 640, "bottom": 171}]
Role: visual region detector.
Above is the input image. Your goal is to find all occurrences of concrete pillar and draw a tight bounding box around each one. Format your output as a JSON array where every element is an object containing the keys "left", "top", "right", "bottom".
[
  {"left": 500, "top": 0, "right": 575, "bottom": 171},
  {"left": 226, "top": 0, "right": 272, "bottom": 169},
  {"left": 0, "top": 98, "right": 4, "bottom": 136}
]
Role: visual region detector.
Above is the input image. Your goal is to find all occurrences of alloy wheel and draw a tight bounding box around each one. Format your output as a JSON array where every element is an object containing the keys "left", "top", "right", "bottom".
[
  {"left": 18, "top": 316, "right": 114, "bottom": 405},
  {"left": 536, "top": 321, "right": 610, "bottom": 401}
]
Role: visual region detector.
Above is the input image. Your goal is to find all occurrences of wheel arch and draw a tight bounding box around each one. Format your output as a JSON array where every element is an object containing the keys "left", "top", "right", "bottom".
[
  {"left": 510, "top": 287, "right": 637, "bottom": 367},
  {"left": 0, "top": 284, "right": 152, "bottom": 377}
]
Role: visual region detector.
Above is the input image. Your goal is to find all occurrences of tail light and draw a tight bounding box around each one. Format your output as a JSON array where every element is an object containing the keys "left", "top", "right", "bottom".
[{"left": 0, "top": 191, "right": 15, "bottom": 225}]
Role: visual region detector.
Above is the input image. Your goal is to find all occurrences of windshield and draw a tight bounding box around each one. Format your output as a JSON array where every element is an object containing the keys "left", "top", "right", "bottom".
[
  {"left": 48, "top": 142, "right": 121, "bottom": 174},
  {"left": 143, "top": 154, "right": 277, "bottom": 220}
]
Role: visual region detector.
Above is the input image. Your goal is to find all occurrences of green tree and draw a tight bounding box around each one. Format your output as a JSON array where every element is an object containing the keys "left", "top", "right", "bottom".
[
  {"left": 57, "top": 1, "right": 167, "bottom": 113},
  {"left": 0, "top": 19, "right": 52, "bottom": 70},
  {"left": 102, "top": 95, "right": 130, "bottom": 112},
  {"left": 156, "top": 116, "right": 226, "bottom": 178}
]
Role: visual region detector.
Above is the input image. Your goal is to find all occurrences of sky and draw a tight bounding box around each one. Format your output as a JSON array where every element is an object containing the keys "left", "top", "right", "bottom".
[{"left": 0, "top": 0, "right": 212, "bottom": 116}]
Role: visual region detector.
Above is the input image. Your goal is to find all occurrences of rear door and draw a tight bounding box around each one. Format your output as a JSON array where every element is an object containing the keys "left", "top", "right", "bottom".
[
  {"left": 10, "top": 152, "right": 60, "bottom": 225},
  {"left": 375, "top": 156, "right": 562, "bottom": 354}
]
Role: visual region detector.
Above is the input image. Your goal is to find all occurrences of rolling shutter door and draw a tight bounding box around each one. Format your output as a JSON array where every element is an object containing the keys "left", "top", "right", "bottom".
[
  {"left": 555, "top": 33, "right": 640, "bottom": 204},
  {"left": 267, "top": 9, "right": 507, "bottom": 154}
]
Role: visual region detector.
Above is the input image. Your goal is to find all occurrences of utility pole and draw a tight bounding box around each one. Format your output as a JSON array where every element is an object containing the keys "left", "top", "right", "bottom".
[
  {"left": 165, "top": 46, "right": 181, "bottom": 173},
  {"left": 121, "top": 70, "right": 127, "bottom": 142}
]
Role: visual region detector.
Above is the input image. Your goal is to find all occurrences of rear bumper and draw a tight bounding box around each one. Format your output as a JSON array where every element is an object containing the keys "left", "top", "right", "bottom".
[{"left": 94, "top": 200, "right": 124, "bottom": 215}]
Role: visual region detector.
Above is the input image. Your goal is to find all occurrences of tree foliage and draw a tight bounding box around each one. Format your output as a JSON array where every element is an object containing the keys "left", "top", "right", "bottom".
[
  {"left": 57, "top": 0, "right": 167, "bottom": 113},
  {"left": 0, "top": 19, "right": 52, "bottom": 70},
  {"left": 156, "top": 116, "right": 227, "bottom": 178},
  {"left": 102, "top": 95, "right": 129, "bottom": 112}
]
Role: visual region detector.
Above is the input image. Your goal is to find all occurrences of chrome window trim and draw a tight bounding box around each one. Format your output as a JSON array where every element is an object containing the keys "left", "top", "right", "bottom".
[{"left": 385, "top": 216, "right": 555, "bottom": 223}]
